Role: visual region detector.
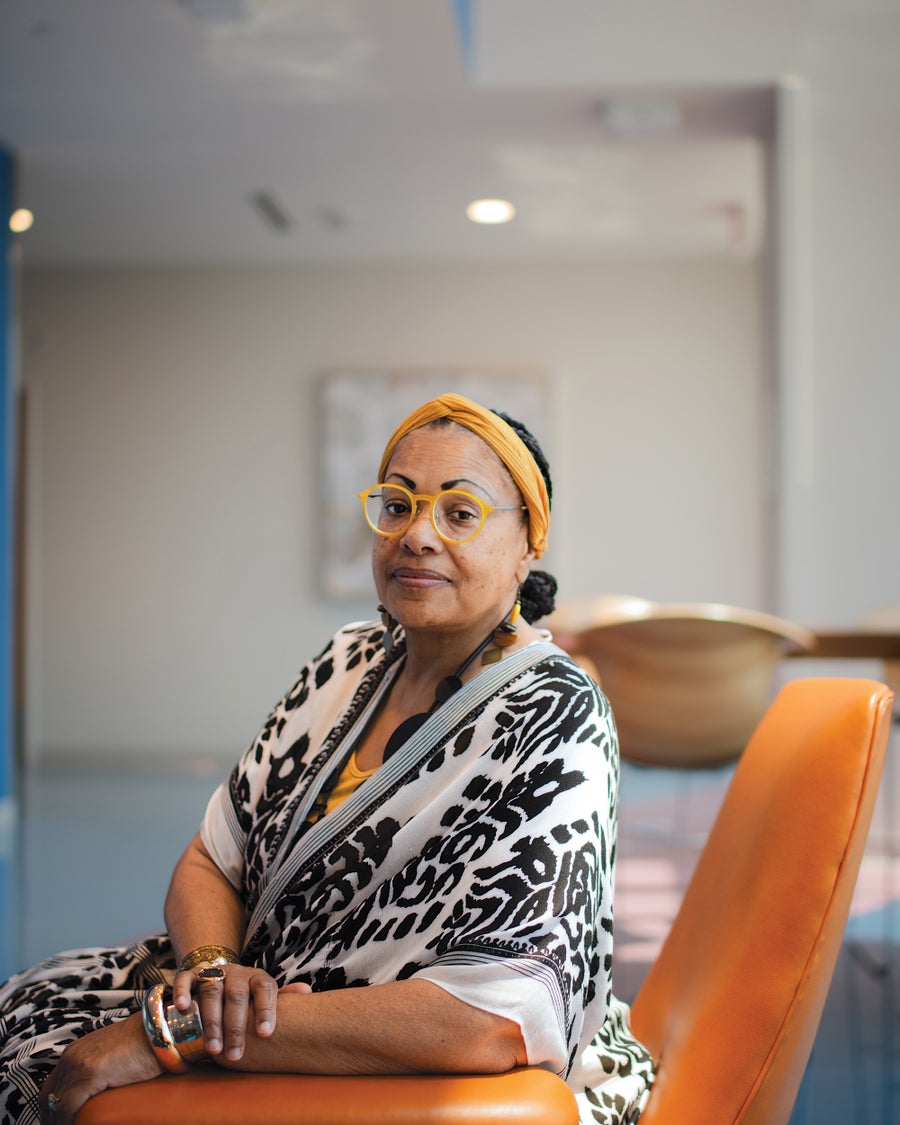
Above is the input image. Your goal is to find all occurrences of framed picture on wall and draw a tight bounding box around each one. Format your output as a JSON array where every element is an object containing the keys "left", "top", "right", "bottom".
[{"left": 318, "top": 369, "right": 549, "bottom": 600}]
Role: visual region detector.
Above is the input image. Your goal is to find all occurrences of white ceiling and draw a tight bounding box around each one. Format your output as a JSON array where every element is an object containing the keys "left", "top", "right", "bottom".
[{"left": 0, "top": 0, "right": 879, "bottom": 267}]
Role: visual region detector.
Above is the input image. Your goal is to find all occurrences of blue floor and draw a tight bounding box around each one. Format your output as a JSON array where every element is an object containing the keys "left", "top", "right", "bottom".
[{"left": 1, "top": 732, "right": 898, "bottom": 1122}]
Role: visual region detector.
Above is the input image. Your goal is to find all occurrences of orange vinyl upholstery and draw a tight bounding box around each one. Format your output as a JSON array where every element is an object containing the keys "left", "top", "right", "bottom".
[
  {"left": 630, "top": 677, "right": 892, "bottom": 1125},
  {"left": 76, "top": 1066, "right": 578, "bottom": 1124},
  {"left": 77, "top": 677, "right": 891, "bottom": 1125}
]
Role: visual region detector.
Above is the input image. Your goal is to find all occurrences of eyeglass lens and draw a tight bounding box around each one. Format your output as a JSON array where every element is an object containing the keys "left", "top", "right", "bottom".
[{"left": 365, "top": 486, "right": 486, "bottom": 542}]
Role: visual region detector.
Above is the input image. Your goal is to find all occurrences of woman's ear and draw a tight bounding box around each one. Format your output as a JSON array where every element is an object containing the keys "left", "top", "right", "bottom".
[{"left": 515, "top": 548, "right": 537, "bottom": 587}]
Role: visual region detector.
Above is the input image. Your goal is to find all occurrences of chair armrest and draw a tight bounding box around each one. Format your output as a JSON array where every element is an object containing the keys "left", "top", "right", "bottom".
[{"left": 76, "top": 1066, "right": 579, "bottom": 1125}]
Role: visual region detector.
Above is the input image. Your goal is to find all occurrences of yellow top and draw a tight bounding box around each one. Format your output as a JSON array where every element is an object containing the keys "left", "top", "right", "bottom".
[{"left": 321, "top": 751, "right": 376, "bottom": 818}]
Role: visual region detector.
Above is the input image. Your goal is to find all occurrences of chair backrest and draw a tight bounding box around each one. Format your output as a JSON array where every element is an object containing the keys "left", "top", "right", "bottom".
[
  {"left": 629, "top": 677, "right": 893, "bottom": 1125},
  {"left": 860, "top": 604, "right": 900, "bottom": 707}
]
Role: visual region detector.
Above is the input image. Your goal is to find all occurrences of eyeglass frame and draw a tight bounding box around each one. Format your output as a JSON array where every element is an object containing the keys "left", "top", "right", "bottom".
[{"left": 357, "top": 483, "right": 526, "bottom": 545}]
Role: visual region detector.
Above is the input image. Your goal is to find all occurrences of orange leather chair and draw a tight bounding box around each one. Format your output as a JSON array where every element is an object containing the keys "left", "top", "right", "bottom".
[
  {"left": 78, "top": 677, "right": 892, "bottom": 1125},
  {"left": 629, "top": 676, "right": 892, "bottom": 1124}
]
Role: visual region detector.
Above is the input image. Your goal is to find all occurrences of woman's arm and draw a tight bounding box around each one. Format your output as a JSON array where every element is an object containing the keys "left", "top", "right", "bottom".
[
  {"left": 38, "top": 978, "right": 525, "bottom": 1124},
  {"left": 165, "top": 833, "right": 279, "bottom": 1058},
  {"left": 217, "top": 978, "right": 527, "bottom": 1076},
  {"left": 164, "top": 842, "right": 527, "bottom": 1075},
  {"left": 39, "top": 1014, "right": 161, "bottom": 1125},
  {"left": 164, "top": 832, "right": 245, "bottom": 962}
]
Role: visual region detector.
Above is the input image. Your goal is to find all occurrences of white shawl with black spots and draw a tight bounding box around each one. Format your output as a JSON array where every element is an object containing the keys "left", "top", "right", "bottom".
[
  {"left": 203, "top": 621, "right": 653, "bottom": 1123},
  {"left": 0, "top": 621, "right": 653, "bottom": 1125}
]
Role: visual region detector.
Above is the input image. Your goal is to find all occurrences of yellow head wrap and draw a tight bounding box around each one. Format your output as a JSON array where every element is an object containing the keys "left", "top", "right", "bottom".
[{"left": 377, "top": 393, "right": 550, "bottom": 558}]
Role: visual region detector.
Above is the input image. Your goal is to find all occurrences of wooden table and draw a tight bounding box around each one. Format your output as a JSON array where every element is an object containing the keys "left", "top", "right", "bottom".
[{"left": 786, "top": 631, "right": 900, "bottom": 661}]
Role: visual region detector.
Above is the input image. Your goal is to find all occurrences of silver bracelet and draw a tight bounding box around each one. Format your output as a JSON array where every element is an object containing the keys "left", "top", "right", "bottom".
[
  {"left": 166, "top": 993, "right": 209, "bottom": 1064},
  {"left": 142, "top": 984, "right": 200, "bottom": 1072}
]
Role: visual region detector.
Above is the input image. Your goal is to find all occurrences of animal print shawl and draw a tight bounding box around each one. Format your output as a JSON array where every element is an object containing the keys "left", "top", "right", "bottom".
[{"left": 201, "top": 621, "right": 653, "bottom": 1124}]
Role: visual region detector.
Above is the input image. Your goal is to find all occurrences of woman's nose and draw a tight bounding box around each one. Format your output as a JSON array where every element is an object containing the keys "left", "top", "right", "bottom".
[{"left": 401, "top": 500, "right": 440, "bottom": 548}]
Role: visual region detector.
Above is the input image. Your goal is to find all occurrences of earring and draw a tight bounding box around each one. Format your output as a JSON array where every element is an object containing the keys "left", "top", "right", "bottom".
[
  {"left": 377, "top": 604, "right": 397, "bottom": 655},
  {"left": 482, "top": 601, "right": 521, "bottom": 665}
]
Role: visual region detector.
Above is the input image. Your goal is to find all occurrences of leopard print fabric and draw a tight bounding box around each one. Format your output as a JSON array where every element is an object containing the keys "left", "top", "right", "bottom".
[
  {"left": 0, "top": 936, "right": 176, "bottom": 1124},
  {"left": 0, "top": 623, "right": 653, "bottom": 1124}
]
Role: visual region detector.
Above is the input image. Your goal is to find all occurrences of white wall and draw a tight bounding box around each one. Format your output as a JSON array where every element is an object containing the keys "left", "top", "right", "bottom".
[
  {"left": 777, "top": 36, "right": 900, "bottom": 629},
  {"left": 22, "top": 258, "right": 764, "bottom": 759}
]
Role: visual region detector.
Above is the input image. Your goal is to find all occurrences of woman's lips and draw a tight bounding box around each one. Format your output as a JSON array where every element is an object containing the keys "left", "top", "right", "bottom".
[{"left": 392, "top": 567, "right": 449, "bottom": 588}]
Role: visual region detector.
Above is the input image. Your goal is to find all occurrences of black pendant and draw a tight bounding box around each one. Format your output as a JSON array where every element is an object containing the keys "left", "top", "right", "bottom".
[{"left": 434, "top": 675, "right": 463, "bottom": 704}]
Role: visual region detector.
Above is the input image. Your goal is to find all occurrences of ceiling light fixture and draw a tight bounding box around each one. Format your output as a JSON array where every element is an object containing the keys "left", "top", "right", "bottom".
[
  {"left": 466, "top": 198, "right": 515, "bottom": 225},
  {"left": 9, "top": 208, "right": 34, "bottom": 233}
]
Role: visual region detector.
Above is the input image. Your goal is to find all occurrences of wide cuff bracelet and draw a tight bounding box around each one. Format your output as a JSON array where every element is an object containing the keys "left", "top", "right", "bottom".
[
  {"left": 166, "top": 994, "right": 209, "bottom": 1064},
  {"left": 142, "top": 984, "right": 200, "bottom": 1072}
]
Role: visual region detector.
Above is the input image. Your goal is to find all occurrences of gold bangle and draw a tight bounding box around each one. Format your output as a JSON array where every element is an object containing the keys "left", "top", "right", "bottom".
[{"left": 178, "top": 945, "right": 240, "bottom": 973}]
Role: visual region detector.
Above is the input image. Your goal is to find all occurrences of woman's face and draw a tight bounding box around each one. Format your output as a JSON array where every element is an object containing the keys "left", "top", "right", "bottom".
[{"left": 372, "top": 424, "right": 536, "bottom": 641}]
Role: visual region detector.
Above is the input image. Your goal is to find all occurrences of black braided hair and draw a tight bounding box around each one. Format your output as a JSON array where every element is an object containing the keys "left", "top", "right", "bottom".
[{"left": 493, "top": 410, "right": 558, "bottom": 623}]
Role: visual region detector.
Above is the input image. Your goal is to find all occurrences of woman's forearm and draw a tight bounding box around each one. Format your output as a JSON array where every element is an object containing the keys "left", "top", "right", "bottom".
[
  {"left": 165, "top": 833, "right": 283, "bottom": 1058},
  {"left": 215, "top": 978, "right": 527, "bottom": 1076},
  {"left": 164, "top": 833, "right": 246, "bottom": 963},
  {"left": 164, "top": 837, "right": 527, "bottom": 1074}
]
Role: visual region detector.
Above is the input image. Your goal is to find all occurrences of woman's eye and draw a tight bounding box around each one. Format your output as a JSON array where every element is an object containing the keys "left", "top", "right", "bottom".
[
  {"left": 446, "top": 503, "right": 480, "bottom": 524},
  {"left": 383, "top": 498, "right": 411, "bottom": 517}
]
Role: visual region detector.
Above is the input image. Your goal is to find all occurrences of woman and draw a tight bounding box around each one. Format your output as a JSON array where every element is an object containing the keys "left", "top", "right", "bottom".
[{"left": 0, "top": 393, "right": 653, "bottom": 1124}]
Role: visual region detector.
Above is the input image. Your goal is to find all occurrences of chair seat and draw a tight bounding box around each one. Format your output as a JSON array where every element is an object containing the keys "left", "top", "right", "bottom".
[{"left": 76, "top": 1065, "right": 579, "bottom": 1125}]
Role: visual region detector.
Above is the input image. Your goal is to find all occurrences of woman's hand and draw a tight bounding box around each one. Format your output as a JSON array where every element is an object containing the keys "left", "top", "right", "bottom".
[
  {"left": 172, "top": 962, "right": 292, "bottom": 1062},
  {"left": 39, "top": 1013, "right": 162, "bottom": 1125}
]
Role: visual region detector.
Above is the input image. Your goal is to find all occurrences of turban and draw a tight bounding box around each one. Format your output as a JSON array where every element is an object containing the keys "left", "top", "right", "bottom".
[{"left": 377, "top": 393, "right": 550, "bottom": 558}]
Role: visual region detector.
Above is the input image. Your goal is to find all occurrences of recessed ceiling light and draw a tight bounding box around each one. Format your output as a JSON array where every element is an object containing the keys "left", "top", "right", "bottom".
[
  {"left": 466, "top": 198, "right": 516, "bottom": 225},
  {"left": 9, "top": 208, "right": 34, "bottom": 234}
]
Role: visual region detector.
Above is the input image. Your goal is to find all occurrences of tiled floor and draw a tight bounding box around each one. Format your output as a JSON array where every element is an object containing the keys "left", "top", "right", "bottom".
[{"left": 1, "top": 725, "right": 898, "bottom": 1123}]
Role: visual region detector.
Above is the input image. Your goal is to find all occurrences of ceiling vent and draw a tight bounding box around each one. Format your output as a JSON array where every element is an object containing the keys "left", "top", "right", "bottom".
[
  {"left": 175, "top": 0, "right": 254, "bottom": 25},
  {"left": 598, "top": 97, "right": 684, "bottom": 136},
  {"left": 251, "top": 191, "right": 293, "bottom": 233}
]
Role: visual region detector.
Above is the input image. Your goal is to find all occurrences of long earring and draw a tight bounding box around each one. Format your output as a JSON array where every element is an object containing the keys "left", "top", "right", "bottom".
[
  {"left": 482, "top": 601, "right": 521, "bottom": 665},
  {"left": 377, "top": 604, "right": 397, "bottom": 655}
]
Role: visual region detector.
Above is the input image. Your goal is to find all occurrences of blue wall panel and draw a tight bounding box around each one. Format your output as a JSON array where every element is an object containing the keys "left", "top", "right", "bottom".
[
  {"left": 0, "top": 146, "right": 13, "bottom": 806},
  {"left": 450, "top": 0, "right": 474, "bottom": 72},
  {"left": 0, "top": 145, "right": 17, "bottom": 978}
]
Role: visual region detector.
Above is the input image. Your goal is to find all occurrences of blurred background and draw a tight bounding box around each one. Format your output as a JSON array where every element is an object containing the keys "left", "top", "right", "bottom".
[{"left": 0, "top": 1, "right": 898, "bottom": 1120}]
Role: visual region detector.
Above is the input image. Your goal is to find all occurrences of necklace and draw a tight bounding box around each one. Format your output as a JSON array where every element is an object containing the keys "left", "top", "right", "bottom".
[
  {"left": 383, "top": 621, "right": 501, "bottom": 760},
  {"left": 305, "top": 604, "right": 520, "bottom": 825},
  {"left": 383, "top": 599, "right": 522, "bottom": 760}
]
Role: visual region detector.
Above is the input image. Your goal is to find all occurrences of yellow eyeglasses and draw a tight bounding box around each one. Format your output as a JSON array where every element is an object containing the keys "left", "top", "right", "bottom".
[{"left": 358, "top": 483, "right": 525, "bottom": 545}]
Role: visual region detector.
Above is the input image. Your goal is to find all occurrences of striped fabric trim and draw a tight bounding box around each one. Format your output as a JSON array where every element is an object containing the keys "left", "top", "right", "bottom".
[
  {"left": 242, "top": 641, "right": 558, "bottom": 951},
  {"left": 431, "top": 942, "right": 569, "bottom": 1047}
]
